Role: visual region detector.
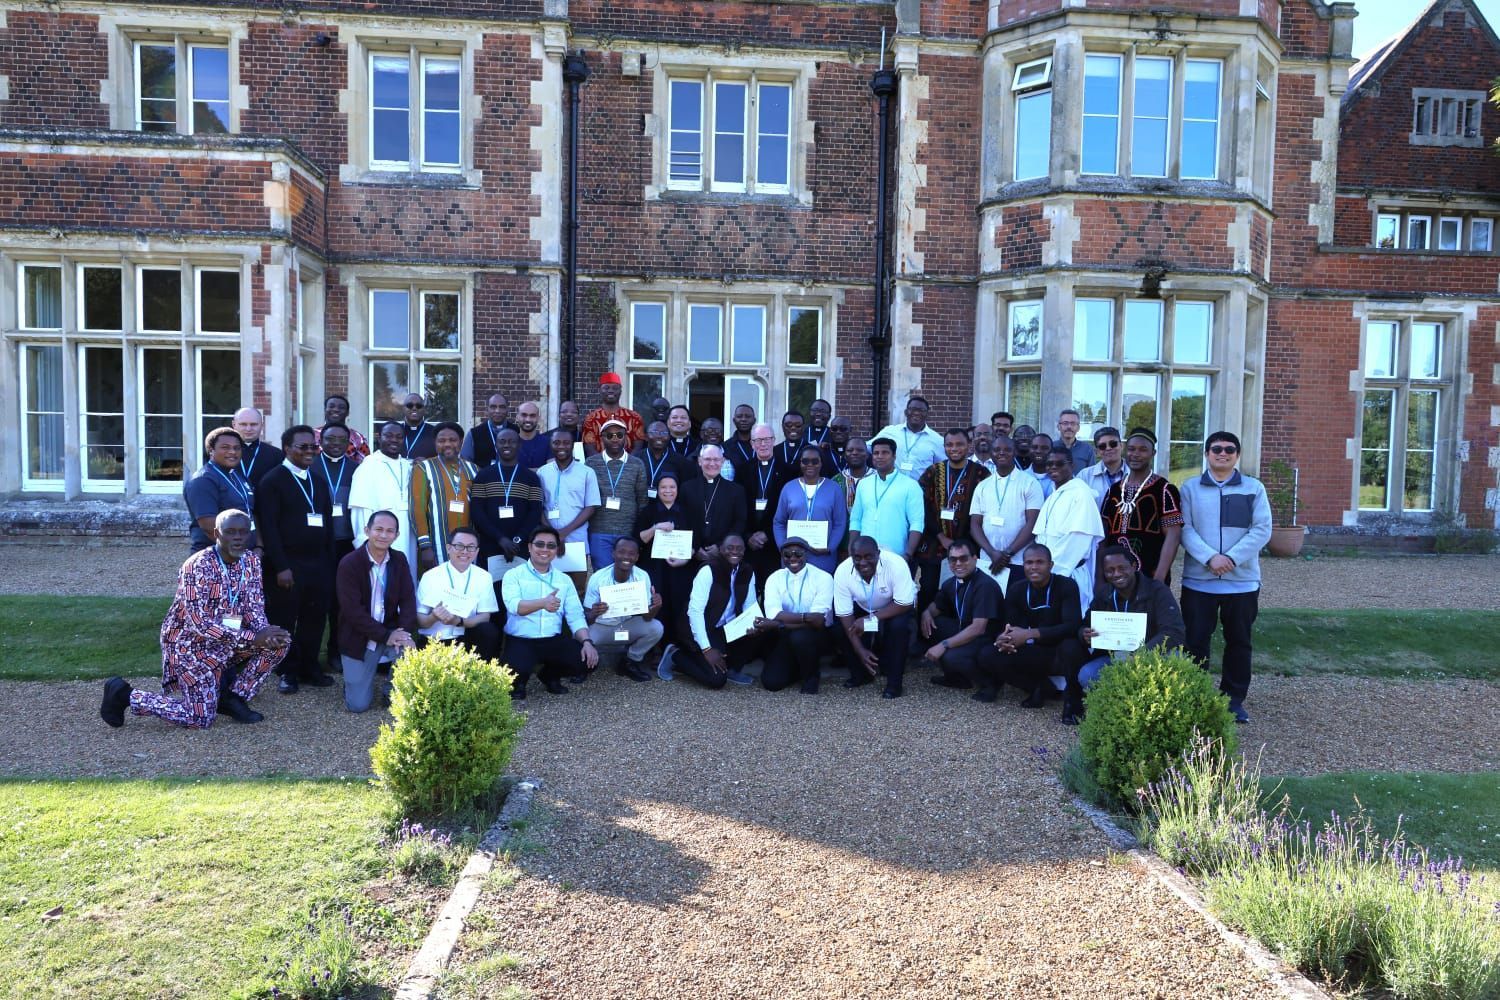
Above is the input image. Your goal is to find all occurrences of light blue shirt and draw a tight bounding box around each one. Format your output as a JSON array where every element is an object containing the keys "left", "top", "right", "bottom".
[
  {"left": 873, "top": 423, "right": 945, "bottom": 479},
  {"left": 848, "top": 470, "right": 925, "bottom": 556},
  {"left": 501, "top": 559, "right": 587, "bottom": 638},
  {"left": 539, "top": 458, "right": 602, "bottom": 544},
  {"left": 583, "top": 563, "right": 652, "bottom": 627},
  {"left": 1078, "top": 461, "right": 1125, "bottom": 507},
  {"left": 1028, "top": 467, "right": 1056, "bottom": 499}
]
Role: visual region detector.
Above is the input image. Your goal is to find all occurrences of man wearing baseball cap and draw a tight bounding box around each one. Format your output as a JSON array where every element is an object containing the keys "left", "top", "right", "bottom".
[{"left": 582, "top": 372, "right": 646, "bottom": 454}]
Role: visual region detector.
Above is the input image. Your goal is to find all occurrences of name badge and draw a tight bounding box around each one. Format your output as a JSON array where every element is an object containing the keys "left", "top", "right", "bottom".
[
  {"left": 306, "top": 513, "right": 325, "bottom": 528},
  {"left": 987, "top": 515, "right": 1005, "bottom": 527},
  {"left": 249, "top": 520, "right": 257, "bottom": 531},
  {"left": 605, "top": 497, "right": 622, "bottom": 511},
  {"left": 448, "top": 500, "right": 466, "bottom": 515},
  {"left": 331, "top": 504, "right": 344, "bottom": 518},
  {"left": 498, "top": 506, "right": 515, "bottom": 519},
  {"left": 863, "top": 615, "right": 880, "bottom": 633},
  {"left": 222, "top": 616, "right": 243, "bottom": 631},
  {"left": 613, "top": 629, "right": 631, "bottom": 643},
  {"left": 755, "top": 499, "right": 768, "bottom": 512},
  {"left": 548, "top": 508, "right": 561, "bottom": 520},
  {"left": 940, "top": 509, "right": 956, "bottom": 522},
  {"left": 646, "top": 488, "right": 658, "bottom": 499},
  {"left": 900, "top": 462, "right": 914, "bottom": 472}
]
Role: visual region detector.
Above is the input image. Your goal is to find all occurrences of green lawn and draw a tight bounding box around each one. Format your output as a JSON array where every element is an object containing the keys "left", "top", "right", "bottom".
[
  {"left": 1238, "top": 608, "right": 1500, "bottom": 681},
  {"left": 0, "top": 778, "right": 452, "bottom": 999},
  {"left": 0, "top": 596, "right": 169, "bottom": 681}
]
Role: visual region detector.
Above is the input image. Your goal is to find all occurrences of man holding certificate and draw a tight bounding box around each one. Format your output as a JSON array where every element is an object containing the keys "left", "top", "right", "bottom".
[
  {"left": 1060, "top": 545, "right": 1187, "bottom": 725},
  {"left": 757, "top": 537, "right": 835, "bottom": 693},
  {"left": 663, "top": 535, "right": 767, "bottom": 689},
  {"left": 772, "top": 445, "right": 846, "bottom": 574},
  {"left": 415, "top": 526, "right": 501, "bottom": 661},
  {"left": 583, "top": 536, "right": 664, "bottom": 682}
]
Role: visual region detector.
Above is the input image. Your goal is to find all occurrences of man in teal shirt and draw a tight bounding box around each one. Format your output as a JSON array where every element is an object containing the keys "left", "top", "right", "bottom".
[{"left": 848, "top": 437, "right": 924, "bottom": 561}]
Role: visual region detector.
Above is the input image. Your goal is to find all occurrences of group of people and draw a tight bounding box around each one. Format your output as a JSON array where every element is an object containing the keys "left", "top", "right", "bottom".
[{"left": 99, "top": 376, "right": 1271, "bottom": 732}]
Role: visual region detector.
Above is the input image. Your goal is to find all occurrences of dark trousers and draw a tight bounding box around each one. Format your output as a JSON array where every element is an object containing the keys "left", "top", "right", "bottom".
[
  {"left": 761, "top": 628, "right": 829, "bottom": 692},
  {"left": 503, "top": 632, "right": 583, "bottom": 690},
  {"left": 838, "top": 608, "right": 914, "bottom": 692},
  {"left": 325, "top": 539, "right": 355, "bottom": 666},
  {"left": 1052, "top": 637, "right": 1092, "bottom": 707},
  {"left": 926, "top": 615, "right": 984, "bottom": 686},
  {"left": 916, "top": 559, "right": 943, "bottom": 617},
  {"left": 265, "top": 557, "right": 330, "bottom": 680},
  {"left": 416, "top": 621, "right": 502, "bottom": 663},
  {"left": 1182, "top": 587, "right": 1259, "bottom": 703},
  {"left": 976, "top": 642, "right": 1064, "bottom": 693},
  {"left": 676, "top": 633, "right": 771, "bottom": 690}
]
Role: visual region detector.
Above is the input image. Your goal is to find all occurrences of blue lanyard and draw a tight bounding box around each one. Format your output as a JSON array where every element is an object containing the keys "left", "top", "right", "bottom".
[
  {"left": 496, "top": 462, "right": 518, "bottom": 505},
  {"left": 526, "top": 562, "right": 557, "bottom": 593},
  {"left": 321, "top": 456, "right": 346, "bottom": 498},
  {"left": 214, "top": 548, "right": 244, "bottom": 608},
  {"left": 436, "top": 458, "right": 466, "bottom": 501},
  {"left": 806, "top": 426, "right": 828, "bottom": 445},
  {"left": 954, "top": 579, "right": 968, "bottom": 623},
  {"left": 239, "top": 441, "right": 262, "bottom": 480},
  {"left": 645, "top": 450, "right": 669, "bottom": 483},
  {"left": 756, "top": 462, "right": 774, "bottom": 499},
  {"left": 403, "top": 422, "right": 427, "bottom": 458},
  {"left": 1112, "top": 588, "right": 1133, "bottom": 613},
  {"left": 731, "top": 438, "right": 753, "bottom": 463},
  {"left": 211, "top": 464, "right": 251, "bottom": 508},
  {"left": 827, "top": 448, "right": 845, "bottom": 475},
  {"left": 486, "top": 421, "right": 501, "bottom": 451},
  {"left": 872, "top": 473, "right": 895, "bottom": 507},
  {"left": 288, "top": 469, "right": 316, "bottom": 512},
  {"left": 803, "top": 480, "right": 820, "bottom": 519},
  {"left": 670, "top": 437, "right": 692, "bottom": 455},
  {"left": 787, "top": 569, "right": 808, "bottom": 612},
  {"left": 1027, "top": 582, "right": 1052, "bottom": 611},
  {"left": 445, "top": 565, "right": 473, "bottom": 595},
  {"left": 945, "top": 463, "right": 967, "bottom": 509},
  {"left": 604, "top": 457, "right": 625, "bottom": 497},
  {"left": 779, "top": 440, "right": 800, "bottom": 464}
]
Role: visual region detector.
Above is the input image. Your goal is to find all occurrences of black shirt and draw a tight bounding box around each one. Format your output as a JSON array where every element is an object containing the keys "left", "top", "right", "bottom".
[
  {"left": 256, "top": 464, "right": 333, "bottom": 573},
  {"left": 1003, "top": 574, "right": 1082, "bottom": 646},
  {"left": 238, "top": 440, "right": 284, "bottom": 488},
  {"left": 402, "top": 421, "right": 438, "bottom": 461},
  {"left": 681, "top": 476, "right": 746, "bottom": 548},
  {"left": 933, "top": 571, "right": 1005, "bottom": 637}
]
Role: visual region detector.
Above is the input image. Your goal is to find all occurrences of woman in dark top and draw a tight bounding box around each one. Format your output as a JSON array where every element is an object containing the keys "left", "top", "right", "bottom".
[{"left": 635, "top": 474, "right": 698, "bottom": 647}]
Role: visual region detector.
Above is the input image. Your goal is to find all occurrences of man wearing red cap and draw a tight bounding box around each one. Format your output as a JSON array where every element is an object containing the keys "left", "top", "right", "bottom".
[{"left": 582, "top": 372, "right": 646, "bottom": 454}]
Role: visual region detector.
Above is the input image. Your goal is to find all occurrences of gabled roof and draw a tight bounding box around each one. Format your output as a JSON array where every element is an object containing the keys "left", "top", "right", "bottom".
[{"left": 1345, "top": 0, "right": 1500, "bottom": 104}]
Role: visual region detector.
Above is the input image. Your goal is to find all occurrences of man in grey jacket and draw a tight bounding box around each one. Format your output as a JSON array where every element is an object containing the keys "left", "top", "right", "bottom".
[{"left": 1178, "top": 431, "right": 1272, "bottom": 723}]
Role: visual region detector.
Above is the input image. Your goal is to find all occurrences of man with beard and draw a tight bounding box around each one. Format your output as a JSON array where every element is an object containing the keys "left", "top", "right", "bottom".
[
  {"left": 460, "top": 392, "right": 519, "bottom": 467},
  {"left": 514, "top": 400, "right": 553, "bottom": 470},
  {"left": 411, "top": 422, "right": 478, "bottom": 575}
]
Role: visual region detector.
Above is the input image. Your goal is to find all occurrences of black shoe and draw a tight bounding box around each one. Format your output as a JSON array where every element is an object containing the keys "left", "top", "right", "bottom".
[
  {"left": 1061, "top": 700, "right": 1085, "bottom": 726},
  {"left": 511, "top": 684, "right": 528, "bottom": 701},
  {"left": 800, "top": 681, "right": 820, "bottom": 695},
  {"left": 568, "top": 673, "right": 588, "bottom": 685},
  {"left": 971, "top": 688, "right": 997, "bottom": 704},
  {"left": 300, "top": 672, "right": 334, "bottom": 688},
  {"left": 930, "top": 674, "right": 971, "bottom": 689},
  {"left": 100, "top": 677, "right": 131, "bottom": 728},
  {"left": 543, "top": 678, "right": 569, "bottom": 695},
  {"left": 278, "top": 674, "right": 299, "bottom": 694},
  {"left": 217, "top": 693, "right": 263, "bottom": 724},
  {"left": 615, "top": 663, "right": 651, "bottom": 682},
  {"left": 842, "top": 675, "right": 872, "bottom": 689},
  {"left": 881, "top": 686, "right": 902, "bottom": 699},
  {"left": 1020, "top": 687, "right": 1045, "bottom": 708}
]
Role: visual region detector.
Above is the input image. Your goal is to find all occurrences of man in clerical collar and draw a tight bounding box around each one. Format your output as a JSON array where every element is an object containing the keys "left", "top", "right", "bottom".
[
  {"left": 804, "top": 399, "right": 833, "bottom": 447},
  {"left": 697, "top": 417, "right": 735, "bottom": 481},
  {"left": 101, "top": 510, "right": 291, "bottom": 729},
  {"left": 777, "top": 411, "right": 806, "bottom": 466},
  {"left": 920, "top": 537, "right": 1004, "bottom": 692},
  {"left": 637, "top": 420, "right": 694, "bottom": 493},
  {"left": 727, "top": 403, "right": 757, "bottom": 467},
  {"left": 318, "top": 422, "right": 360, "bottom": 671},
  {"left": 821, "top": 415, "right": 852, "bottom": 476},
  {"left": 460, "top": 392, "right": 519, "bottom": 467},
  {"left": 666, "top": 405, "right": 698, "bottom": 458},
  {"left": 744, "top": 422, "right": 792, "bottom": 593},
  {"left": 400, "top": 393, "right": 437, "bottom": 461},
  {"left": 233, "top": 406, "right": 284, "bottom": 487},
  {"left": 974, "top": 542, "right": 1081, "bottom": 708},
  {"left": 583, "top": 535, "right": 664, "bottom": 682},
  {"left": 681, "top": 445, "right": 746, "bottom": 564}
]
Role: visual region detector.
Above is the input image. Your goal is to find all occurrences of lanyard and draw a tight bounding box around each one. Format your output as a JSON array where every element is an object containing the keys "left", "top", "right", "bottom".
[
  {"left": 403, "top": 422, "right": 427, "bottom": 459},
  {"left": 486, "top": 421, "right": 501, "bottom": 451},
  {"left": 827, "top": 447, "right": 845, "bottom": 475},
  {"left": 289, "top": 469, "right": 316, "bottom": 513},
  {"left": 988, "top": 471, "right": 1014, "bottom": 517},
  {"left": 645, "top": 450, "right": 669, "bottom": 483},
  {"left": 496, "top": 462, "right": 518, "bottom": 505},
  {"left": 604, "top": 457, "right": 625, "bottom": 497},
  {"left": 321, "top": 456, "right": 346, "bottom": 498},
  {"left": 214, "top": 548, "right": 245, "bottom": 608},
  {"left": 547, "top": 462, "right": 570, "bottom": 507},
  {"left": 732, "top": 438, "right": 753, "bottom": 463},
  {"left": 803, "top": 480, "right": 820, "bottom": 519},
  {"left": 445, "top": 565, "right": 473, "bottom": 595},
  {"left": 944, "top": 463, "right": 967, "bottom": 509},
  {"left": 1027, "top": 582, "right": 1052, "bottom": 612},
  {"left": 756, "top": 461, "right": 775, "bottom": 499},
  {"left": 526, "top": 562, "right": 557, "bottom": 594},
  {"left": 954, "top": 579, "right": 968, "bottom": 624},
  {"left": 670, "top": 437, "right": 692, "bottom": 455},
  {"left": 779, "top": 440, "right": 800, "bottom": 464},
  {"left": 384, "top": 458, "right": 406, "bottom": 497},
  {"left": 903, "top": 429, "right": 918, "bottom": 461},
  {"left": 1112, "top": 588, "right": 1134, "bottom": 613},
  {"left": 240, "top": 441, "right": 261, "bottom": 480},
  {"left": 806, "top": 426, "right": 828, "bottom": 445},
  {"left": 437, "top": 458, "right": 465, "bottom": 501},
  {"left": 872, "top": 473, "right": 895, "bottom": 508},
  {"left": 211, "top": 464, "right": 251, "bottom": 508},
  {"left": 787, "top": 568, "right": 808, "bottom": 613}
]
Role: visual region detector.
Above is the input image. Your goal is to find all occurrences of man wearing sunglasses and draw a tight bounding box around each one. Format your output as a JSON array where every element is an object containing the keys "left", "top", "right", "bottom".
[
  {"left": 919, "top": 538, "right": 1004, "bottom": 691},
  {"left": 1179, "top": 431, "right": 1272, "bottom": 724},
  {"left": 399, "top": 393, "right": 438, "bottom": 460},
  {"left": 1077, "top": 426, "right": 1127, "bottom": 506}
]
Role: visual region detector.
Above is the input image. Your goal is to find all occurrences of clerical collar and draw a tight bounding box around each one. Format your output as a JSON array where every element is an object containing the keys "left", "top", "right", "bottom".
[{"left": 282, "top": 459, "right": 309, "bottom": 479}]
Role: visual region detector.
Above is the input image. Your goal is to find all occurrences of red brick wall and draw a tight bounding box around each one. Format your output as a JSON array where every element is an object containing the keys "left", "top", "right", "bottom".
[
  {"left": 1461, "top": 305, "right": 1500, "bottom": 520},
  {"left": 570, "top": 0, "right": 889, "bottom": 49},
  {"left": 995, "top": 203, "right": 1046, "bottom": 271},
  {"left": 241, "top": 22, "right": 347, "bottom": 167},
  {"left": 834, "top": 286, "right": 877, "bottom": 436},
  {"left": 0, "top": 12, "right": 108, "bottom": 128},
  {"left": 250, "top": 248, "right": 274, "bottom": 418},
  {"left": 1338, "top": 3, "right": 1500, "bottom": 193},
  {"left": 1269, "top": 72, "right": 1324, "bottom": 284},
  {"left": 290, "top": 172, "right": 326, "bottom": 250},
  {"left": 909, "top": 285, "right": 978, "bottom": 433},
  {"left": 323, "top": 274, "right": 349, "bottom": 400},
  {"left": 1071, "top": 201, "right": 1236, "bottom": 271},
  {"left": 472, "top": 272, "right": 545, "bottom": 421},
  {"left": 1278, "top": 1, "right": 1333, "bottom": 59},
  {"left": 913, "top": 55, "right": 980, "bottom": 277},
  {"left": 921, "top": 1, "right": 985, "bottom": 38},
  {"left": 1332, "top": 194, "right": 1371, "bottom": 247}
]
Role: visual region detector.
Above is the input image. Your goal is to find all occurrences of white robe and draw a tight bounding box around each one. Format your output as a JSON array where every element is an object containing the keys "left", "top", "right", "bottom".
[
  {"left": 349, "top": 452, "right": 417, "bottom": 582},
  {"left": 1033, "top": 477, "right": 1105, "bottom": 608}
]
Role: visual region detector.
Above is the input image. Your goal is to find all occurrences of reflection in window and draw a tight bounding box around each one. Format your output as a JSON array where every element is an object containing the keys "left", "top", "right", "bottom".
[
  {"left": 82, "top": 346, "right": 126, "bottom": 485},
  {"left": 22, "top": 345, "right": 65, "bottom": 486}
]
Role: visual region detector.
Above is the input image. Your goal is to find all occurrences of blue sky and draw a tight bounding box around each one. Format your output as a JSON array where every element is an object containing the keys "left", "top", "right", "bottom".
[{"left": 1352, "top": 0, "right": 1500, "bottom": 59}]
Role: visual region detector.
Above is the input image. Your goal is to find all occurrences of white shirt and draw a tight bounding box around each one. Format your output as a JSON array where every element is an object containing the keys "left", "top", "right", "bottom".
[
  {"left": 970, "top": 469, "right": 1044, "bottom": 569},
  {"left": 583, "top": 563, "right": 652, "bottom": 627},
  {"left": 417, "top": 562, "right": 499, "bottom": 639},
  {"left": 763, "top": 564, "right": 834, "bottom": 626},
  {"left": 832, "top": 550, "right": 916, "bottom": 617},
  {"left": 873, "top": 423, "right": 945, "bottom": 479},
  {"left": 281, "top": 458, "right": 310, "bottom": 480},
  {"left": 349, "top": 451, "right": 413, "bottom": 559},
  {"left": 1034, "top": 477, "right": 1106, "bottom": 607},
  {"left": 687, "top": 563, "right": 751, "bottom": 649}
]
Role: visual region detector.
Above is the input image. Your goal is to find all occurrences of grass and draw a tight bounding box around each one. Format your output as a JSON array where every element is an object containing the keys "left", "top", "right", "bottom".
[
  {"left": 1233, "top": 608, "right": 1500, "bottom": 681},
  {"left": 0, "top": 596, "right": 169, "bottom": 681},
  {"left": 0, "top": 777, "right": 452, "bottom": 999}
]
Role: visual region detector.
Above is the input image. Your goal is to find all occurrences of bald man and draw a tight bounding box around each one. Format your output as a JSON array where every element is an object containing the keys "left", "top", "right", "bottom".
[{"left": 232, "top": 407, "right": 285, "bottom": 488}]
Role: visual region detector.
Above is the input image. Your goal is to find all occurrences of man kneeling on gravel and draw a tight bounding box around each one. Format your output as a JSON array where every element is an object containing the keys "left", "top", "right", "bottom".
[{"left": 101, "top": 510, "right": 291, "bottom": 729}]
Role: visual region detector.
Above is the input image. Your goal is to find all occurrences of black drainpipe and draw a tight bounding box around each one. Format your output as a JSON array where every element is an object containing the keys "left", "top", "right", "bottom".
[
  {"left": 562, "top": 51, "right": 590, "bottom": 404},
  {"left": 868, "top": 65, "right": 897, "bottom": 432}
]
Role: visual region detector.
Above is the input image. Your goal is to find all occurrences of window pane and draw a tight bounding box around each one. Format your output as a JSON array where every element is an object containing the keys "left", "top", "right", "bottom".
[
  {"left": 632, "top": 302, "right": 665, "bottom": 362},
  {"left": 142, "top": 347, "right": 185, "bottom": 484},
  {"left": 669, "top": 80, "right": 703, "bottom": 183},
  {"left": 1376, "top": 215, "right": 1400, "bottom": 249},
  {"left": 726, "top": 376, "right": 764, "bottom": 428},
  {"left": 1072, "top": 371, "right": 1111, "bottom": 428},
  {"left": 370, "top": 360, "right": 410, "bottom": 426},
  {"left": 22, "top": 266, "right": 62, "bottom": 329},
  {"left": 1410, "top": 322, "right": 1442, "bottom": 380},
  {"left": 422, "top": 57, "right": 461, "bottom": 167},
  {"left": 1006, "top": 372, "right": 1040, "bottom": 428},
  {"left": 1122, "top": 373, "right": 1159, "bottom": 439},
  {"left": 81, "top": 267, "right": 123, "bottom": 331},
  {"left": 424, "top": 110, "right": 460, "bottom": 167},
  {"left": 1123, "top": 299, "right": 1162, "bottom": 362},
  {"left": 138, "top": 44, "right": 176, "bottom": 131},
  {"left": 731, "top": 305, "right": 765, "bottom": 364},
  {"left": 787, "top": 377, "right": 818, "bottom": 417},
  {"left": 372, "top": 55, "right": 411, "bottom": 164},
  {"left": 1132, "top": 57, "right": 1171, "bottom": 177},
  {"left": 688, "top": 304, "right": 721, "bottom": 364},
  {"left": 788, "top": 307, "right": 820, "bottom": 365},
  {"left": 1438, "top": 218, "right": 1462, "bottom": 251},
  {"left": 1168, "top": 445, "right": 1202, "bottom": 486},
  {"left": 1082, "top": 55, "right": 1121, "bottom": 175},
  {"left": 422, "top": 292, "right": 459, "bottom": 351},
  {"left": 1404, "top": 390, "right": 1439, "bottom": 511},
  {"left": 190, "top": 45, "right": 230, "bottom": 134},
  {"left": 1174, "top": 301, "right": 1212, "bottom": 364},
  {"left": 1008, "top": 300, "right": 1042, "bottom": 360},
  {"left": 371, "top": 290, "right": 411, "bottom": 350},
  {"left": 422, "top": 362, "right": 460, "bottom": 421},
  {"left": 423, "top": 56, "right": 460, "bottom": 110},
  {"left": 1015, "top": 90, "right": 1052, "bottom": 181},
  {"left": 141, "top": 268, "right": 182, "bottom": 332},
  {"left": 198, "top": 349, "right": 240, "bottom": 441},
  {"left": 1365, "top": 321, "right": 1397, "bottom": 378},
  {"left": 1181, "top": 60, "right": 1221, "bottom": 179},
  {"left": 1169, "top": 374, "right": 1209, "bottom": 485},
  {"left": 1407, "top": 217, "right": 1431, "bottom": 250},
  {"left": 757, "top": 83, "right": 791, "bottom": 188},
  {"left": 630, "top": 372, "right": 664, "bottom": 413},
  {"left": 1359, "top": 389, "right": 1394, "bottom": 510},
  {"left": 1470, "top": 219, "right": 1493, "bottom": 252},
  {"left": 23, "top": 345, "right": 65, "bottom": 483},
  {"left": 713, "top": 82, "right": 747, "bottom": 186},
  {"left": 1074, "top": 299, "right": 1112, "bottom": 361},
  {"left": 198, "top": 270, "right": 240, "bottom": 333},
  {"left": 83, "top": 346, "right": 125, "bottom": 483}
]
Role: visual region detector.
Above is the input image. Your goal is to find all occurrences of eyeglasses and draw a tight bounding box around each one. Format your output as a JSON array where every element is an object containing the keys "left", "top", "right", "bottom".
[
  {"left": 449, "top": 542, "right": 479, "bottom": 551},
  {"left": 750, "top": 436, "right": 775, "bottom": 444},
  {"left": 800, "top": 457, "right": 821, "bottom": 465},
  {"left": 1208, "top": 445, "right": 1239, "bottom": 455},
  {"left": 404, "top": 401, "right": 425, "bottom": 409},
  {"left": 947, "top": 553, "right": 973, "bottom": 564},
  {"left": 1096, "top": 440, "right": 1120, "bottom": 449},
  {"left": 603, "top": 431, "right": 625, "bottom": 438},
  {"left": 531, "top": 540, "right": 558, "bottom": 550}
]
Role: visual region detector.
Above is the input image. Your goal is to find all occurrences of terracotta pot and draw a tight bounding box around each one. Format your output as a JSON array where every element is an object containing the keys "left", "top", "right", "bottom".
[{"left": 1266, "top": 525, "right": 1306, "bottom": 557}]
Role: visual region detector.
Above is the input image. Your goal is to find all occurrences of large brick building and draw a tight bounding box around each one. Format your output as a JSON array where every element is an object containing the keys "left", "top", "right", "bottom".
[{"left": 1, "top": 0, "right": 1497, "bottom": 534}]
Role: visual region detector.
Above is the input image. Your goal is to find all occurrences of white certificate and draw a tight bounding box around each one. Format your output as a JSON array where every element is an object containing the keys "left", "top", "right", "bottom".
[
  {"left": 786, "top": 519, "right": 829, "bottom": 551},
  {"left": 723, "top": 600, "right": 763, "bottom": 645},
  {"left": 438, "top": 589, "right": 478, "bottom": 620},
  {"left": 598, "top": 580, "right": 649, "bottom": 618},
  {"left": 487, "top": 555, "right": 524, "bottom": 582},
  {"left": 1090, "top": 610, "right": 1148, "bottom": 652},
  {"left": 652, "top": 530, "right": 695, "bottom": 561}
]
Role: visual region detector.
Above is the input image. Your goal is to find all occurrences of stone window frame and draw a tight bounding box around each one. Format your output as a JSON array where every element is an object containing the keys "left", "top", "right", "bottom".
[
  {"left": 6, "top": 254, "right": 249, "bottom": 496},
  {"left": 1355, "top": 315, "right": 1456, "bottom": 517},
  {"left": 1373, "top": 206, "right": 1497, "bottom": 253},
  {"left": 1011, "top": 55, "right": 1054, "bottom": 182},
  {"left": 646, "top": 52, "right": 815, "bottom": 207},
  {"left": 106, "top": 17, "right": 249, "bottom": 136},
  {"left": 1410, "top": 88, "right": 1485, "bottom": 148}
]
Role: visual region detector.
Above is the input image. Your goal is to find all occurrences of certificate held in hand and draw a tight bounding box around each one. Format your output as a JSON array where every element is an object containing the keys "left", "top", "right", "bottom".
[
  {"left": 651, "top": 529, "right": 695, "bottom": 561},
  {"left": 598, "top": 580, "right": 649, "bottom": 618},
  {"left": 785, "top": 519, "right": 829, "bottom": 551},
  {"left": 723, "top": 601, "right": 763, "bottom": 644},
  {"left": 1090, "top": 610, "right": 1148, "bottom": 652}
]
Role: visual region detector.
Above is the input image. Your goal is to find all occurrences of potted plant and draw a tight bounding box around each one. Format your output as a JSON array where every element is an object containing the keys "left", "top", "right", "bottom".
[{"left": 1263, "top": 459, "right": 1305, "bottom": 557}]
